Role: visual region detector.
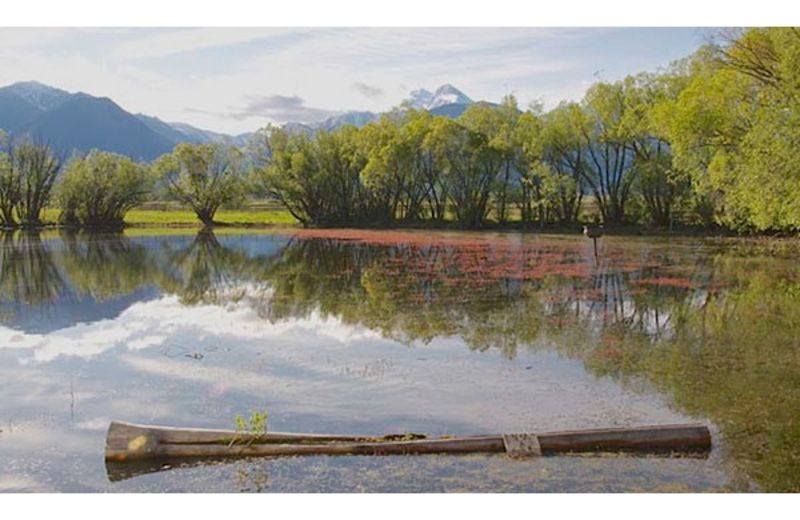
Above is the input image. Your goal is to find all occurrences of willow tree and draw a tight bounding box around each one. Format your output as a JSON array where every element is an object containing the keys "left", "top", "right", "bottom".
[
  {"left": 541, "top": 103, "right": 589, "bottom": 223},
  {"left": 314, "top": 125, "right": 381, "bottom": 224},
  {"left": 0, "top": 134, "right": 17, "bottom": 226},
  {"left": 155, "top": 143, "right": 245, "bottom": 226},
  {"left": 255, "top": 125, "right": 380, "bottom": 226},
  {"left": 622, "top": 72, "right": 692, "bottom": 227},
  {"left": 667, "top": 29, "right": 800, "bottom": 231},
  {"left": 360, "top": 110, "right": 434, "bottom": 222},
  {"left": 410, "top": 110, "right": 449, "bottom": 221},
  {"left": 540, "top": 82, "right": 641, "bottom": 224},
  {"left": 1, "top": 140, "right": 61, "bottom": 227},
  {"left": 427, "top": 108, "right": 505, "bottom": 228},
  {"left": 515, "top": 108, "right": 574, "bottom": 225},
  {"left": 251, "top": 127, "right": 320, "bottom": 226},
  {"left": 57, "top": 150, "right": 155, "bottom": 228},
  {"left": 581, "top": 82, "right": 639, "bottom": 223},
  {"left": 710, "top": 28, "right": 800, "bottom": 231},
  {"left": 359, "top": 114, "right": 412, "bottom": 221},
  {"left": 15, "top": 143, "right": 61, "bottom": 227},
  {"left": 460, "top": 96, "right": 521, "bottom": 224}
]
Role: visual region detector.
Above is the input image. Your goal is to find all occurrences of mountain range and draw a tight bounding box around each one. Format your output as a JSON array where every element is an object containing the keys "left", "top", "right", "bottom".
[
  {"left": 0, "top": 81, "right": 489, "bottom": 161},
  {"left": 0, "top": 81, "right": 253, "bottom": 161},
  {"left": 288, "top": 84, "right": 481, "bottom": 134}
]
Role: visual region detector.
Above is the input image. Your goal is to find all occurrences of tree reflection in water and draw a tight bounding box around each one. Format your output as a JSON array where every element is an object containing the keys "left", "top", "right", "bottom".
[
  {"left": 59, "top": 231, "right": 158, "bottom": 302},
  {"left": 1, "top": 230, "right": 798, "bottom": 491},
  {"left": 0, "top": 231, "right": 69, "bottom": 326}
]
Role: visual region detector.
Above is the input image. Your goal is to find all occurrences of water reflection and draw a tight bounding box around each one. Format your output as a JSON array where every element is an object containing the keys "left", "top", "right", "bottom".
[
  {"left": 158, "top": 230, "right": 273, "bottom": 306},
  {"left": 60, "top": 232, "right": 156, "bottom": 302},
  {"left": 0, "top": 231, "right": 67, "bottom": 313},
  {"left": 1, "top": 230, "right": 799, "bottom": 491}
]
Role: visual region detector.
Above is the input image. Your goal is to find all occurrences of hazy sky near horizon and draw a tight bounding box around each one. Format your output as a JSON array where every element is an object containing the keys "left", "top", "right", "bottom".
[{"left": 0, "top": 27, "right": 708, "bottom": 134}]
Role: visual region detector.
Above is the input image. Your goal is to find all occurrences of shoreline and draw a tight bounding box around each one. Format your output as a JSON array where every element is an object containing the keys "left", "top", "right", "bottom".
[{"left": 2, "top": 220, "right": 798, "bottom": 240}]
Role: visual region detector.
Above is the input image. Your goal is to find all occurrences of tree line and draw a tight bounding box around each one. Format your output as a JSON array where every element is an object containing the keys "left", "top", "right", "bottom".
[
  {"left": 1, "top": 28, "right": 798, "bottom": 232},
  {"left": 258, "top": 27, "right": 800, "bottom": 231},
  {"left": 0, "top": 137, "right": 245, "bottom": 228}
]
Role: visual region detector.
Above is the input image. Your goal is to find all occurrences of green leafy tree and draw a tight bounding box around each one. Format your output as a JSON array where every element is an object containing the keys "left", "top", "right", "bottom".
[
  {"left": 0, "top": 138, "right": 62, "bottom": 228},
  {"left": 410, "top": 111, "right": 450, "bottom": 221},
  {"left": 580, "top": 81, "right": 639, "bottom": 223},
  {"left": 516, "top": 108, "right": 573, "bottom": 225},
  {"left": 428, "top": 111, "right": 501, "bottom": 228},
  {"left": 486, "top": 95, "right": 523, "bottom": 224},
  {"left": 11, "top": 141, "right": 61, "bottom": 226},
  {"left": 540, "top": 103, "right": 591, "bottom": 224},
  {"left": 667, "top": 29, "right": 800, "bottom": 231},
  {"left": 254, "top": 125, "right": 384, "bottom": 226},
  {"left": 360, "top": 110, "right": 432, "bottom": 222},
  {"left": 57, "top": 150, "right": 155, "bottom": 228},
  {"left": 316, "top": 126, "right": 383, "bottom": 223},
  {"left": 622, "top": 72, "right": 692, "bottom": 226},
  {"left": 155, "top": 143, "right": 245, "bottom": 226},
  {"left": 251, "top": 126, "right": 321, "bottom": 226},
  {"left": 0, "top": 133, "right": 18, "bottom": 227}
]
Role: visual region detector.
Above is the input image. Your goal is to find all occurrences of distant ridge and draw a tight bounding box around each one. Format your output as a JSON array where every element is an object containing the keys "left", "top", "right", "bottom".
[
  {"left": 0, "top": 81, "right": 500, "bottom": 158},
  {"left": 282, "top": 84, "right": 493, "bottom": 133},
  {"left": 0, "top": 81, "right": 246, "bottom": 161},
  {"left": 19, "top": 94, "right": 174, "bottom": 161}
]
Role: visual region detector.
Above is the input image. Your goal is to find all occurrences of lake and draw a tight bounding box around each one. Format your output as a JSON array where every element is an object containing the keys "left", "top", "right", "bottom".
[{"left": 0, "top": 229, "right": 798, "bottom": 492}]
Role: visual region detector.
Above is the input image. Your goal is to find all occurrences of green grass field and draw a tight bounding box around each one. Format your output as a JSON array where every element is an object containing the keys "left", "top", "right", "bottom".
[
  {"left": 34, "top": 197, "right": 596, "bottom": 230},
  {"left": 40, "top": 206, "right": 299, "bottom": 228}
]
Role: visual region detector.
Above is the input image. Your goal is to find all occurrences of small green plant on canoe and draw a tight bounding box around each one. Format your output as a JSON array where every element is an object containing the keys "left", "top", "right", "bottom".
[
  {"left": 236, "top": 411, "right": 269, "bottom": 435},
  {"left": 227, "top": 411, "right": 269, "bottom": 447}
]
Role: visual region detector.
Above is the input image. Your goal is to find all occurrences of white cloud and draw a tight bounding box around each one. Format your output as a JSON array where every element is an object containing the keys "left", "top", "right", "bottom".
[
  {"left": 353, "top": 82, "right": 384, "bottom": 99},
  {"left": 225, "top": 94, "right": 337, "bottom": 122},
  {"left": 0, "top": 25, "right": 130, "bottom": 49},
  {"left": 109, "top": 28, "right": 300, "bottom": 61},
  {"left": 0, "top": 28, "right": 72, "bottom": 50},
  {"left": 0, "top": 474, "right": 48, "bottom": 492},
  {"left": 0, "top": 292, "right": 381, "bottom": 363},
  {"left": 0, "top": 27, "right": 701, "bottom": 134}
]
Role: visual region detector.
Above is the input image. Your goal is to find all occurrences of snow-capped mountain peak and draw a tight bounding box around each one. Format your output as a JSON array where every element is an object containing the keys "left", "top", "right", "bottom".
[
  {"left": 406, "top": 84, "right": 472, "bottom": 110},
  {"left": 278, "top": 84, "right": 478, "bottom": 134}
]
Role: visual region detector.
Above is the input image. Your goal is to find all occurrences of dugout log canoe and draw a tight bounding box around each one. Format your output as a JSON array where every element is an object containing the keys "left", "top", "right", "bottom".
[{"left": 105, "top": 421, "right": 711, "bottom": 462}]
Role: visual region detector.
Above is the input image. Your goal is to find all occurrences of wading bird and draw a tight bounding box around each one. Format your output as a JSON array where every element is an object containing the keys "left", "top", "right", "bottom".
[{"left": 583, "top": 225, "right": 603, "bottom": 259}]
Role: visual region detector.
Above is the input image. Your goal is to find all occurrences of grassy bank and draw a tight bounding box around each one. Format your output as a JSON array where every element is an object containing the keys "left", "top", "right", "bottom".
[
  {"left": 25, "top": 204, "right": 791, "bottom": 238},
  {"left": 40, "top": 206, "right": 299, "bottom": 228}
]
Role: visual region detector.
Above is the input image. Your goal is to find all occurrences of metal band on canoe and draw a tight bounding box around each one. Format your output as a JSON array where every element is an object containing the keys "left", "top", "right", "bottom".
[{"left": 502, "top": 433, "right": 542, "bottom": 458}]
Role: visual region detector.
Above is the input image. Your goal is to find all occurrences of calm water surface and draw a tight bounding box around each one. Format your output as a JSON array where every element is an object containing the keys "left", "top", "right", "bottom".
[{"left": 0, "top": 229, "right": 798, "bottom": 492}]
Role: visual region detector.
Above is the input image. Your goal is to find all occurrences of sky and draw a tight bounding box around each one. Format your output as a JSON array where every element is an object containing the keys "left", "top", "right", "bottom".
[{"left": 0, "top": 27, "right": 709, "bottom": 135}]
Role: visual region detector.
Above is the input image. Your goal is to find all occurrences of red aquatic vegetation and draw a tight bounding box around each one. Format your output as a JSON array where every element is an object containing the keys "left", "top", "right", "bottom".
[
  {"left": 296, "top": 229, "right": 723, "bottom": 311},
  {"left": 297, "top": 229, "right": 593, "bottom": 283},
  {"left": 291, "top": 228, "right": 524, "bottom": 249}
]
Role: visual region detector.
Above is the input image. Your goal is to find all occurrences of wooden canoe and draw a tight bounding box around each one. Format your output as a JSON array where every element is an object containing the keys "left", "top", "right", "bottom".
[{"left": 105, "top": 421, "right": 711, "bottom": 462}]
